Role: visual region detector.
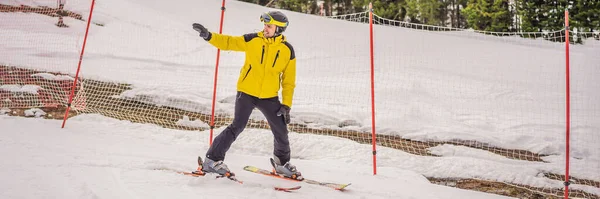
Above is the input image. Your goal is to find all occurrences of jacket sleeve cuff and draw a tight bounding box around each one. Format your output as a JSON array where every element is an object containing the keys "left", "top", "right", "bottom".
[
  {"left": 203, "top": 32, "right": 213, "bottom": 41},
  {"left": 282, "top": 100, "right": 292, "bottom": 108}
]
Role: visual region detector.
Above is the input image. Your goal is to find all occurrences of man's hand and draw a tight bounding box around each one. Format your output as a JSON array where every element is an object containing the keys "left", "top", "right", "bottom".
[
  {"left": 192, "top": 23, "right": 211, "bottom": 39},
  {"left": 277, "top": 105, "right": 291, "bottom": 125}
]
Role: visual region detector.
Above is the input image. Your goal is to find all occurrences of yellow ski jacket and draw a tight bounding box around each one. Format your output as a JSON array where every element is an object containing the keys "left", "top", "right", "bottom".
[{"left": 206, "top": 32, "right": 296, "bottom": 107}]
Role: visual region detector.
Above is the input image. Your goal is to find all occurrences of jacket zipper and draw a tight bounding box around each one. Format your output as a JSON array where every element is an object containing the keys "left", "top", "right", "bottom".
[
  {"left": 272, "top": 50, "right": 280, "bottom": 68},
  {"left": 260, "top": 45, "right": 265, "bottom": 64},
  {"left": 242, "top": 64, "right": 252, "bottom": 81}
]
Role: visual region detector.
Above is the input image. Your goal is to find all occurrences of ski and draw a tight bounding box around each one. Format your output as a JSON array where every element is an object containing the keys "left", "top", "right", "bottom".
[
  {"left": 304, "top": 179, "right": 351, "bottom": 191},
  {"left": 154, "top": 156, "right": 301, "bottom": 192},
  {"left": 154, "top": 167, "right": 242, "bottom": 184},
  {"left": 274, "top": 185, "right": 302, "bottom": 192},
  {"left": 156, "top": 167, "right": 300, "bottom": 192},
  {"left": 160, "top": 168, "right": 205, "bottom": 177},
  {"left": 243, "top": 165, "right": 351, "bottom": 191}
]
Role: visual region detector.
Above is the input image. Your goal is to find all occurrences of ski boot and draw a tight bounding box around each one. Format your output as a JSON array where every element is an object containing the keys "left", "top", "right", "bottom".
[
  {"left": 270, "top": 156, "right": 303, "bottom": 181},
  {"left": 198, "top": 156, "right": 235, "bottom": 178}
]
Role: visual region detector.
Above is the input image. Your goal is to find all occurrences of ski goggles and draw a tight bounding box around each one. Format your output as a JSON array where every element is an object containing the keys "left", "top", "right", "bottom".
[{"left": 260, "top": 12, "right": 288, "bottom": 27}]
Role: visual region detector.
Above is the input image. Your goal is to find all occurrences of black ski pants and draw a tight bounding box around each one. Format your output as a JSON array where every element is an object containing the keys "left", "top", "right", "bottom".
[{"left": 206, "top": 91, "right": 291, "bottom": 164}]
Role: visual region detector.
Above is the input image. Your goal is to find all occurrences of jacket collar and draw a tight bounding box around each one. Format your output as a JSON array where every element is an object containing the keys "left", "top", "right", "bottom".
[{"left": 258, "top": 31, "right": 285, "bottom": 45}]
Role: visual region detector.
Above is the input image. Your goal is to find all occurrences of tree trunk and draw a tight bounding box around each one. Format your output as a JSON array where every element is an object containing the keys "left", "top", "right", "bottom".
[
  {"left": 455, "top": 2, "right": 460, "bottom": 28},
  {"left": 325, "top": 0, "right": 332, "bottom": 16},
  {"left": 450, "top": 0, "right": 456, "bottom": 28}
]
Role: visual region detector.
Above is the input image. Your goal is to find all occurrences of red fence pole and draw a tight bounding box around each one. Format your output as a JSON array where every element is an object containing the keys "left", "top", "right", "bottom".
[
  {"left": 61, "top": 0, "right": 96, "bottom": 128},
  {"left": 564, "top": 9, "right": 571, "bottom": 199},
  {"left": 368, "top": 2, "right": 377, "bottom": 175},
  {"left": 209, "top": 0, "right": 227, "bottom": 145}
]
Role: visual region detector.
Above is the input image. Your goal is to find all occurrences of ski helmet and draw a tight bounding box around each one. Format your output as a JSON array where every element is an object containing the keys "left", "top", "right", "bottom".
[{"left": 260, "top": 11, "right": 289, "bottom": 35}]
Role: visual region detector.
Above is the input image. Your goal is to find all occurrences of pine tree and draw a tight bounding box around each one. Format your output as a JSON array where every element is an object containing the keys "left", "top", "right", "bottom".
[
  {"left": 308, "top": 0, "right": 319, "bottom": 14},
  {"left": 438, "top": 0, "right": 451, "bottom": 27},
  {"left": 398, "top": 0, "right": 409, "bottom": 22},
  {"left": 324, "top": 0, "right": 333, "bottom": 16},
  {"left": 463, "top": 0, "right": 492, "bottom": 30},
  {"left": 418, "top": 0, "right": 443, "bottom": 25},
  {"left": 372, "top": 0, "right": 402, "bottom": 20},
  {"left": 332, "top": 0, "right": 344, "bottom": 14},
  {"left": 405, "top": 0, "right": 420, "bottom": 23},
  {"left": 258, "top": 0, "right": 269, "bottom": 6},
  {"left": 571, "top": 0, "right": 600, "bottom": 32},
  {"left": 343, "top": 0, "right": 354, "bottom": 14},
  {"left": 277, "top": 0, "right": 304, "bottom": 12},
  {"left": 516, "top": 0, "right": 544, "bottom": 32},
  {"left": 352, "top": 0, "right": 369, "bottom": 13},
  {"left": 540, "top": 0, "right": 568, "bottom": 31},
  {"left": 458, "top": 0, "right": 469, "bottom": 28},
  {"left": 489, "top": 0, "right": 511, "bottom": 32},
  {"left": 593, "top": 1, "right": 600, "bottom": 32},
  {"left": 448, "top": 0, "right": 468, "bottom": 28},
  {"left": 242, "top": 0, "right": 597, "bottom": 34}
]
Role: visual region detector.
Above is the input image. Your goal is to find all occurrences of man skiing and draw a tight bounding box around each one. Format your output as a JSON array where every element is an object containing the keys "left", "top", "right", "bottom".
[{"left": 192, "top": 10, "right": 301, "bottom": 180}]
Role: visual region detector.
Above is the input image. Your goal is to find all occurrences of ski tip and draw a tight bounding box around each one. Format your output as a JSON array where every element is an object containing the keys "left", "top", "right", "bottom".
[
  {"left": 243, "top": 166, "right": 259, "bottom": 172},
  {"left": 231, "top": 177, "right": 243, "bottom": 184},
  {"left": 274, "top": 185, "right": 301, "bottom": 192},
  {"left": 336, "top": 183, "right": 351, "bottom": 191},
  {"left": 274, "top": 188, "right": 291, "bottom": 192},
  {"left": 215, "top": 174, "right": 243, "bottom": 184},
  {"left": 171, "top": 170, "right": 204, "bottom": 177}
]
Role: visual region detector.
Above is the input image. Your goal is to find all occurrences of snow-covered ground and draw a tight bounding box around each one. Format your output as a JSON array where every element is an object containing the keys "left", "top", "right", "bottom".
[
  {"left": 1, "top": 0, "right": 599, "bottom": 198},
  {"left": 1, "top": 114, "right": 515, "bottom": 199}
]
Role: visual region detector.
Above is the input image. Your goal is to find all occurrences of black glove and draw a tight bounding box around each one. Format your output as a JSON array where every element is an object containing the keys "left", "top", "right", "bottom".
[
  {"left": 277, "top": 105, "right": 291, "bottom": 125},
  {"left": 192, "top": 23, "right": 211, "bottom": 40}
]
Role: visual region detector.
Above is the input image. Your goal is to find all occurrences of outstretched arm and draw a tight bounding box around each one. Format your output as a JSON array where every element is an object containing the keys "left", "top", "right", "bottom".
[
  {"left": 206, "top": 33, "right": 248, "bottom": 52},
  {"left": 192, "top": 23, "right": 247, "bottom": 52}
]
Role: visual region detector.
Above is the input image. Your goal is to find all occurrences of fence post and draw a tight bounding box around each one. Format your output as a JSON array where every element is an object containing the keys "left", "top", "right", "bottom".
[
  {"left": 208, "top": 0, "right": 227, "bottom": 145},
  {"left": 563, "top": 9, "right": 571, "bottom": 199},
  {"left": 368, "top": 2, "right": 377, "bottom": 176},
  {"left": 61, "top": 0, "right": 95, "bottom": 128},
  {"left": 56, "top": 0, "right": 67, "bottom": 27}
]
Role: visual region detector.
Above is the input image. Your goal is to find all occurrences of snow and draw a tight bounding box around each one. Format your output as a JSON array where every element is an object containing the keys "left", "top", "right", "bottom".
[
  {"left": 0, "top": 0, "right": 599, "bottom": 198},
  {"left": 0, "top": 107, "right": 10, "bottom": 115},
  {"left": 23, "top": 107, "right": 45, "bottom": 117},
  {"left": 0, "top": 0, "right": 55, "bottom": 7},
  {"left": 176, "top": 115, "right": 210, "bottom": 129},
  {"left": 0, "top": 115, "right": 514, "bottom": 199},
  {"left": 0, "top": 85, "right": 42, "bottom": 94},
  {"left": 31, "top": 73, "right": 75, "bottom": 81}
]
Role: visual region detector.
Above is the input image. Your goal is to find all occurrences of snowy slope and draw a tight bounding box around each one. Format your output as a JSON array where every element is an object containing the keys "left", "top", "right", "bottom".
[
  {"left": 0, "top": 115, "right": 514, "bottom": 199},
  {"left": 1, "top": 0, "right": 599, "bottom": 198}
]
